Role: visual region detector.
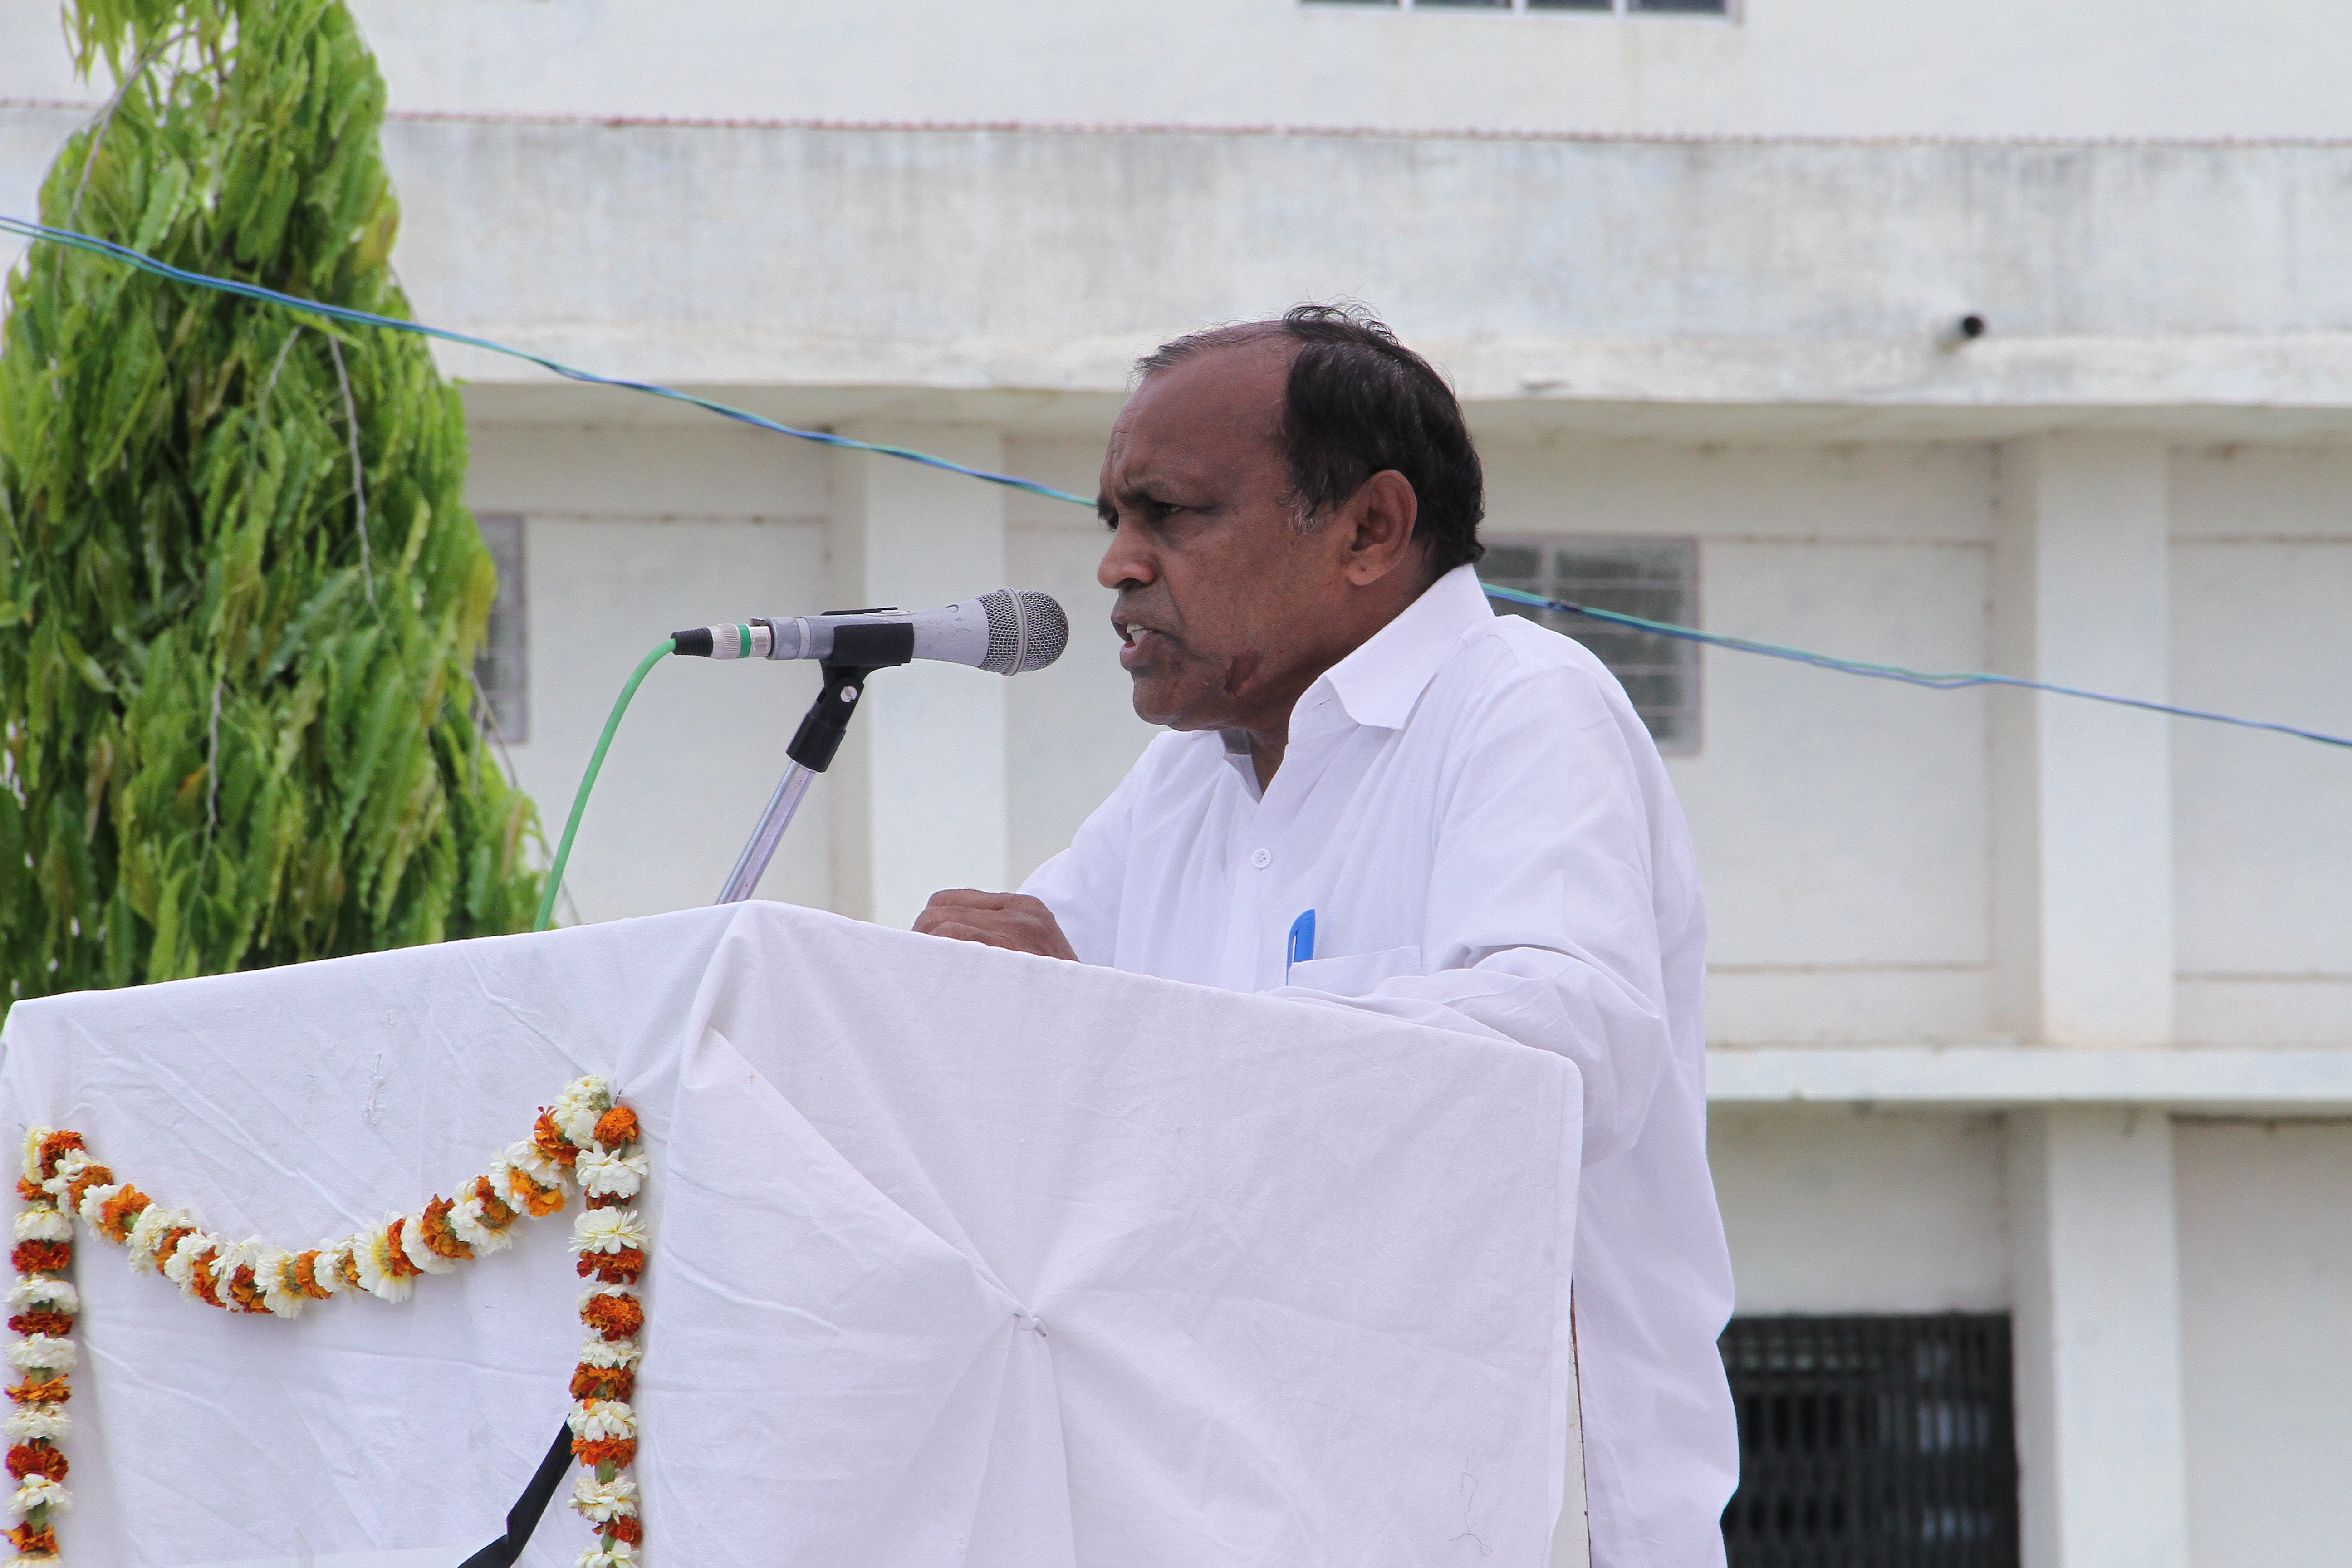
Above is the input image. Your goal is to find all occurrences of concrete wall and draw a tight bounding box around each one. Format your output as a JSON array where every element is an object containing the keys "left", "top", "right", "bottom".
[
  {"left": 9, "top": 0, "right": 2352, "bottom": 140},
  {"left": 2169, "top": 447, "right": 2352, "bottom": 1047},
  {"left": 2175, "top": 1119, "right": 2352, "bottom": 1568},
  {"left": 1710, "top": 1107, "right": 2009, "bottom": 1313}
]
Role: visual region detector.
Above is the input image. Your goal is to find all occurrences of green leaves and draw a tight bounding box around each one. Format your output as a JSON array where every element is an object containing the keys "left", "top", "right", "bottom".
[{"left": 0, "top": 0, "right": 544, "bottom": 1017}]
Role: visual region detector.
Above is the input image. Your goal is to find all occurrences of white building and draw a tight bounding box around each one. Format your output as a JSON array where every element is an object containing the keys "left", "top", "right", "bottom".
[{"left": 7, "top": 5, "right": 2352, "bottom": 1564}]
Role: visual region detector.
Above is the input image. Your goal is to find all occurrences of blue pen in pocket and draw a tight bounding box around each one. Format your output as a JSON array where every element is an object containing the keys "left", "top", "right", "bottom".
[{"left": 1285, "top": 909, "right": 1316, "bottom": 980}]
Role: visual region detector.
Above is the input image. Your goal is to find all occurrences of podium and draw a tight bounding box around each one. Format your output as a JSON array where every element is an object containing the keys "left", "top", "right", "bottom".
[{"left": 0, "top": 902, "right": 1584, "bottom": 1568}]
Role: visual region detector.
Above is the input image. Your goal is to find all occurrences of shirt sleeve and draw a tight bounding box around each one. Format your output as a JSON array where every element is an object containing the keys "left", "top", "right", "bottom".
[
  {"left": 1269, "top": 656, "right": 1695, "bottom": 1167},
  {"left": 1018, "top": 739, "right": 1156, "bottom": 968}
]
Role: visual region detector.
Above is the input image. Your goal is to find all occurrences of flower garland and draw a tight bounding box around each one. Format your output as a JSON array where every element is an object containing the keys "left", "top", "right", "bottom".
[{"left": 7, "top": 1075, "right": 650, "bottom": 1568}]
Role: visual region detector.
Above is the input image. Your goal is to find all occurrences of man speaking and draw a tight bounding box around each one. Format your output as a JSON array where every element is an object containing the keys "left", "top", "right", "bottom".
[{"left": 916, "top": 305, "right": 1738, "bottom": 1567}]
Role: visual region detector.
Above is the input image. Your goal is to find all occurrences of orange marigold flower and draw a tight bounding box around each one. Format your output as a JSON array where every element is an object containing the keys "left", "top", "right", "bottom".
[
  {"left": 608, "top": 1516, "right": 644, "bottom": 1546},
  {"left": 593, "top": 1107, "right": 640, "bottom": 1148},
  {"left": 471, "top": 1176, "right": 518, "bottom": 1230},
  {"left": 96, "top": 1184, "right": 149, "bottom": 1243},
  {"left": 337, "top": 1250, "right": 365, "bottom": 1291},
  {"left": 576, "top": 1246, "right": 646, "bottom": 1285},
  {"left": 585, "top": 1191, "right": 627, "bottom": 1210},
  {"left": 227, "top": 1264, "right": 270, "bottom": 1314},
  {"left": 35, "top": 1130, "right": 84, "bottom": 1180},
  {"left": 571, "top": 1437, "right": 636, "bottom": 1469},
  {"left": 570, "top": 1365, "right": 636, "bottom": 1402},
  {"left": 8, "top": 1522, "right": 55, "bottom": 1553},
  {"left": 13, "top": 1179, "right": 41, "bottom": 1203},
  {"left": 188, "top": 1248, "right": 228, "bottom": 1308},
  {"left": 293, "top": 1250, "right": 334, "bottom": 1301},
  {"left": 533, "top": 1111, "right": 581, "bottom": 1168},
  {"left": 509, "top": 1169, "right": 566, "bottom": 1219},
  {"left": 156, "top": 1225, "right": 196, "bottom": 1263},
  {"left": 420, "top": 1197, "right": 474, "bottom": 1262},
  {"left": 5, "top": 1312, "right": 71, "bottom": 1339},
  {"left": 61, "top": 1163, "right": 112, "bottom": 1213},
  {"left": 6, "top": 1442, "right": 65, "bottom": 1480},
  {"left": 580, "top": 1294, "right": 644, "bottom": 1340},
  {"left": 9, "top": 1380, "right": 69, "bottom": 1406},
  {"left": 9, "top": 1241, "right": 68, "bottom": 1275},
  {"left": 383, "top": 1220, "right": 422, "bottom": 1279}
]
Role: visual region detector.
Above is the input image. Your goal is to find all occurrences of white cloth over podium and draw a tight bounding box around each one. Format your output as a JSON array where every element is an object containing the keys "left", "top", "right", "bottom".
[{"left": 0, "top": 902, "right": 1581, "bottom": 1568}]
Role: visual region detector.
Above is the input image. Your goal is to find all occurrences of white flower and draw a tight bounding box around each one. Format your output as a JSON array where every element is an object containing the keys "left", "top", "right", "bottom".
[
  {"left": 124, "top": 1205, "right": 192, "bottom": 1274},
  {"left": 450, "top": 1194, "right": 516, "bottom": 1256},
  {"left": 578, "top": 1283, "right": 637, "bottom": 1313},
  {"left": 254, "top": 1247, "right": 306, "bottom": 1319},
  {"left": 351, "top": 1223, "right": 414, "bottom": 1304},
  {"left": 74, "top": 1182, "right": 122, "bottom": 1228},
  {"left": 301, "top": 1240, "right": 348, "bottom": 1297},
  {"left": 565, "top": 1398, "right": 637, "bottom": 1441},
  {"left": 40, "top": 1148, "right": 95, "bottom": 1197},
  {"left": 575, "top": 1148, "right": 648, "bottom": 1200},
  {"left": 163, "top": 1231, "right": 225, "bottom": 1298},
  {"left": 398, "top": 1210, "right": 457, "bottom": 1275},
  {"left": 5, "top": 1279, "right": 74, "bottom": 1313},
  {"left": 551, "top": 1077, "right": 612, "bottom": 1149},
  {"left": 501, "top": 1141, "right": 573, "bottom": 1196},
  {"left": 18, "top": 1129, "right": 48, "bottom": 1186},
  {"left": 578, "top": 1544, "right": 638, "bottom": 1568},
  {"left": 11, "top": 1210, "right": 69, "bottom": 1244},
  {"left": 3, "top": 1405, "right": 69, "bottom": 1443},
  {"left": 5, "top": 1337, "right": 74, "bottom": 1375},
  {"left": 6, "top": 1473, "right": 68, "bottom": 1522},
  {"left": 571, "top": 1208, "right": 646, "bottom": 1257},
  {"left": 570, "top": 1472, "right": 639, "bottom": 1522},
  {"left": 577, "top": 1336, "right": 643, "bottom": 1370}
]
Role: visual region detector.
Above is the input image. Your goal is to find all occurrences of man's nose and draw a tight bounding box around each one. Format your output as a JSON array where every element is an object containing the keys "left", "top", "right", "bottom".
[{"left": 1098, "top": 523, "right": 1155, "bottom": 593}]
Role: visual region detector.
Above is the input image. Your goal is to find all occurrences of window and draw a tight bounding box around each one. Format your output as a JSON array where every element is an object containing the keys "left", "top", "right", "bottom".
[
  {"left": 1483, "top": 536, "right": 1699, "bottom": 754},
  {"left": 474, "top": 514, "right": 529, "bottom": 744},
  {"left": 1719, "top": 1314, "right": 2020, "bottom": 1568},
  {"left": 1308, "top": 0, "right": 1732, "bottom": 16}
]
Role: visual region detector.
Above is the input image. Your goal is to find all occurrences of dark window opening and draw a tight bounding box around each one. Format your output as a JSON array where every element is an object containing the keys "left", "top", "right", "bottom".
[
  {"left": 1484, "top": 535, "right": 1700, "bottom": 754},
  {"left": 1719, "top": 1313, "right": 2019, "bottom": 1568},
  {"left": 474, "top": 514, "right": 528, "bottom": 744}
]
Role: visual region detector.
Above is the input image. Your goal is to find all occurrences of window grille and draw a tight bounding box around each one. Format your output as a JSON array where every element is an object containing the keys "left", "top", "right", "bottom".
[
  {"left": 1718, "top": 1314, "right": 2019, "bottom": 1568},
  {"left": 1482, "top": 536, "right": 1700, "bottom": 754},
  {"left": 474, "top": 514, "right": 529, "bottom": 744}
]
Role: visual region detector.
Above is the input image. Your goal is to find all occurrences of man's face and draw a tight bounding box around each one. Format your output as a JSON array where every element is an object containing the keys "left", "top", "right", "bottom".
[{"left": 1096, "top": 341, "right": 1369, "bottom": 735}]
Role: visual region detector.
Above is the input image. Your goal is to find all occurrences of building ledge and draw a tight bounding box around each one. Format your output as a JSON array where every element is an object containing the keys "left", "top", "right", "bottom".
[{"left": 1707, "top": 1045, "right": 2352, "bottom": 1113}]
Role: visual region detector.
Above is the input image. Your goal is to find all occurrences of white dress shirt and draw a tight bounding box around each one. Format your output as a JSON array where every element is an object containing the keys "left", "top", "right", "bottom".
[{"left": 1023, "top": 563, "right": 1738, "bottom": 1568}]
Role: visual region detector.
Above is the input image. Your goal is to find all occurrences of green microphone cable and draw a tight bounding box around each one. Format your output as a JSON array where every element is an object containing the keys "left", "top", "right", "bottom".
[{"left": 533, "top": 639, "right": 675, "bottom": 932}]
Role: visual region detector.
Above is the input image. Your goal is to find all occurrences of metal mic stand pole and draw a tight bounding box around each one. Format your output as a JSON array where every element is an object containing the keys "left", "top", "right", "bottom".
[{"left": 714, "top": 622, "right": 915, "bottom": 904}]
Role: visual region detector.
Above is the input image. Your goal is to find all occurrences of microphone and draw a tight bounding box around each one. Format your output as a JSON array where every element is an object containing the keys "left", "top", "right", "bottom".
[{"left": 671, "top": 589, "right": 1069, "bottom": 675}]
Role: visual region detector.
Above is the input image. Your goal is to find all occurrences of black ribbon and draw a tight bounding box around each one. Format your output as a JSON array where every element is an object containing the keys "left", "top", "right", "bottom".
[{"left": 457, "top": 1421, "right": 574, "bottom": 1567}]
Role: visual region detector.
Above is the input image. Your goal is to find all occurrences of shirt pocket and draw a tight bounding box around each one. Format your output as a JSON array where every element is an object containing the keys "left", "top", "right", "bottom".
[{"left": 1284, "top": 944, "right": 1425, "bottom": 996}]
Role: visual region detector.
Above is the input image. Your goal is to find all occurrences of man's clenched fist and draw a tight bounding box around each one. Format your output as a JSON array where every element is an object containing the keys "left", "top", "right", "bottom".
[{"left": 913, "top": 889, "right": 1078, "bottom": 961}]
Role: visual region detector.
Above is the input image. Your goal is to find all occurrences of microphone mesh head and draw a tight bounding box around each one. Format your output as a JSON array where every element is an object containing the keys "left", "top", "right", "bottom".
[
  {"left": 976, "top": 589, "right": 1068, "bottom": 674},
  {"left": 1014, "top": 590, "right": 1069, "bottom": 672},
  {"left": 980, "top": 591, "right": 1023, "bottom": 674}
]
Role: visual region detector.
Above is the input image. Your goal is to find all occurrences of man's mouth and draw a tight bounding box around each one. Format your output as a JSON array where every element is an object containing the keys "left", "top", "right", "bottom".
[{"left": 1115, "top": 620, "right": 1171, "bottom": 670}]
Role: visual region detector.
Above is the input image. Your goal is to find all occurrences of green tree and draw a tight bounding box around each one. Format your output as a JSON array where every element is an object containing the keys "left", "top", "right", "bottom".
[{"left": 0, "top": 0, "right": 542, "bottom": 1016}]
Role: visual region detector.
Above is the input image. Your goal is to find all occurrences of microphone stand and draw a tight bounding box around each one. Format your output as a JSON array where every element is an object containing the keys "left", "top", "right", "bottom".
[
  {"left": 466, "top": 621, "right": 922, "bottom": 1568},
  {"left": 713, "top": 622, "right": 914, "bottom": 904}
]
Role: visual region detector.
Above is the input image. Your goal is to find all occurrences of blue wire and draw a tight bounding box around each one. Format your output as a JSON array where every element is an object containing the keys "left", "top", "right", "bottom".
[
  {"left": 8, "top": 210, "right": 2347, "bottom": 753},
  {"left": 0, "top": 213, "right": 1093, "bottom": 507},
  {"left": 1484, "top": 585, "right": 2352, "bottom": 750}
]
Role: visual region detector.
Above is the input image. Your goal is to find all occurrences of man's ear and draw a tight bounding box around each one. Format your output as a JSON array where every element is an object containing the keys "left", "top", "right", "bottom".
[{"left": 1341, "top": 469, "right": 1422, "bottom": 586}]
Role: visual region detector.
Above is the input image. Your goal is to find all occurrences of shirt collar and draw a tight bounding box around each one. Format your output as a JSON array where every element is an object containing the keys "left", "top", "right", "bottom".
[{"left": 1312, "top": 563, "right": 1492, "bottom": 732}]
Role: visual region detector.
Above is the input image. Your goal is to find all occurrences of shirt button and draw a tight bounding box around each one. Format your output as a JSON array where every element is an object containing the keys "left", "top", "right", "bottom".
[{"left": 1250, "top": 848, "right": 1273, "bottom": 870}]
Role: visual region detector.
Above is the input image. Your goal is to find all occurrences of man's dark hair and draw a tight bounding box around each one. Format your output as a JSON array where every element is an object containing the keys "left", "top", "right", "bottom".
[{"left": 1135, "top": 304, "right": 1485, "bottom": 574}]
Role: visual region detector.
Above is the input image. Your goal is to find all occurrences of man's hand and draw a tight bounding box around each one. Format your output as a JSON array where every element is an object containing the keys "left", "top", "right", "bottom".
[{"left": 913, "top": 890, "right": 1079, "bottom": 961}]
